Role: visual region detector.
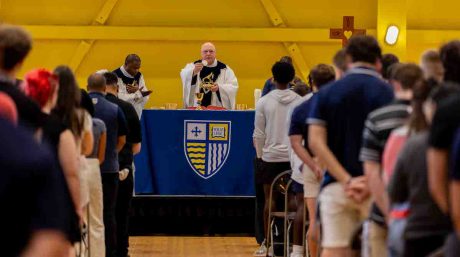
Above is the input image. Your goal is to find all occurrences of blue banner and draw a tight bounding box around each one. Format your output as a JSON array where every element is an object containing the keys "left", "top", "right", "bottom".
[{"left": 134, "top": 110, "right": 256, "bottom": 196}]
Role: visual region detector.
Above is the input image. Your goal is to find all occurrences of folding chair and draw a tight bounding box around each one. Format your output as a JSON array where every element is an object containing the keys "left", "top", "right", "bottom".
[{"left": 266, "top": 170, "right": 296, "bottom": 257}]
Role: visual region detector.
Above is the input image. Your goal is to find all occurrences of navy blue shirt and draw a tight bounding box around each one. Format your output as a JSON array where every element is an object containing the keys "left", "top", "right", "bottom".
[
  {"left": 307, "top": 67, "right": 394, "bottom": 187},
  {"left": 90, "top": 92, "right": 128, "bottom": 173},
  {"left": 450, "top": 127, "right": 460, "bottom": 181},
  {"left": 0, "top": 119, "right": 68, "bottom": 256},
  {"left": 262, "top": 78, "right": 276, "bottom": 97},
  {"left": 289, "top": 94, "right": 315, "bottom": 155},
  {"left": 106, "top": 93, "right": 142, "bottom": 170}
]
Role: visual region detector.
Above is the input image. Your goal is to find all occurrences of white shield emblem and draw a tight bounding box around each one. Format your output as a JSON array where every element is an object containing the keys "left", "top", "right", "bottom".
[{"left": 184, "top": 120, "right": 231, "bottom": 179}]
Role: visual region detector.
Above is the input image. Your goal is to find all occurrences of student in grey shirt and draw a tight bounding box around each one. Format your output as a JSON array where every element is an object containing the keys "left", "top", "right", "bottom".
[{"left": 388, "top": 85, "right": 458, "bottom": 257}]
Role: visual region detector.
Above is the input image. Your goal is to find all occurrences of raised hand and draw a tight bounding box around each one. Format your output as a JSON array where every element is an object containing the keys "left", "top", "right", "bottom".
[{"left": 193, "top": 63, "right": 204, "bottom": 76}]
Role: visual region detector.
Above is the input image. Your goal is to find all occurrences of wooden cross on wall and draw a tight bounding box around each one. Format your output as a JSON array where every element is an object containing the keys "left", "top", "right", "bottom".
[{"left": 330, "top": 16, "right": 366, "bottom": 47}]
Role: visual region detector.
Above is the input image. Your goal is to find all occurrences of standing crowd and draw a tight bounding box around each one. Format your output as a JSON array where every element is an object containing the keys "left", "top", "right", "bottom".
[
  {"left": 3, "top": 20, "right": 460, "bottom": 257},
  {"left": 254, "top": 35, "right": 460, "bottom": 257},
  {"left": 0, "top": 24, "right": 150, "bottom": 257}
]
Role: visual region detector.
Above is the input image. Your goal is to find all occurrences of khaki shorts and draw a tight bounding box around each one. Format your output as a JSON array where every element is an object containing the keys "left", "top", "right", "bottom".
[
  {"left": 319, "top": 182, "right": 371, "bottom": 248},
  {"left": 303, "top": 165, "right": 320, "bottom": 198},
  {"left": 362, "top": 220, "right": 388, "bottom": 257}
]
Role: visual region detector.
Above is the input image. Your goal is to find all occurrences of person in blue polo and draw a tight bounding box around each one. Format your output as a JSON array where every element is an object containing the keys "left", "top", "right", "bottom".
[
  {"left": 288, "top": 64, "right": 336, "bottom": 257},
  {"left": 307, "top": 35, "right": 394, "bottom": 257},
  {"left": 87, "top": 73, "right": 127, "bottom": 257}
]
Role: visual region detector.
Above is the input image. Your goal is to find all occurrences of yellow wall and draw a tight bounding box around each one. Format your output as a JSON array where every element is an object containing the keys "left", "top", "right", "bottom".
[{"left": 2, "top": 0, "right": 460, "bottom": 108}]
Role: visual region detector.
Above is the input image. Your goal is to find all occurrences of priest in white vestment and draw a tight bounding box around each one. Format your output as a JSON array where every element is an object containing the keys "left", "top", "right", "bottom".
[
  {"left": 180, "top": 42, "right": 238, "bottom": 110},
  {"left": 113, "top": 54, "right": 151, "bottom": 118}
]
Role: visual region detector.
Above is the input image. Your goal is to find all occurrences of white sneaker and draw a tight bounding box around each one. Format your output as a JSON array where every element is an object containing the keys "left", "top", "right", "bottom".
[
  {"left": 290, "top": 252, "right": 304, "bottom": 257},
  {"left": 253, "top": 243, "right": 267, "bottom": 256},
  {"left": 268, "top": 246, "right": 274, "bottom": 257}
]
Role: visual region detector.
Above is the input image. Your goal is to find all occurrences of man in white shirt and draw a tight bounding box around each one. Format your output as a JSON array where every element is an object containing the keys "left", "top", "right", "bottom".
[
  {"left": 252, "top": 61, "right": 302, "bottom": 256},
  {"left": 113, "top": 54, "right": 151, "bottom": 118},
  {"left": 180, "top": 42, "right": 238, "bottom": 110}
]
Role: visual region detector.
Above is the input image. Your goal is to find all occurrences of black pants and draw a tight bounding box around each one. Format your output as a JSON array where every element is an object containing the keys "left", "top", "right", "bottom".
[
  {"left": 116, "top": 169, "right": 133, "bottom": 257},
  {"left": 404, "top": 234, "right": 446, "bottom": 257},
  {"left": 445, "top": 232, "right": 460, "bottom": 257},
  {"left": 254, "top": 158, "right": 265, "bottom": 244},
  {"left": 102, "top": 173, "right": 119, "bottom": 257}
]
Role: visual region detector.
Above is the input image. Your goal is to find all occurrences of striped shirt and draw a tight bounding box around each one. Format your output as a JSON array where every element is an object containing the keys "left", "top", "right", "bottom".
[
  {"left": 360, "top": 100, "right": 412, "bottom": 163},
  {"left": 359, "top": 99, "right": 411, "bottom": 226}
]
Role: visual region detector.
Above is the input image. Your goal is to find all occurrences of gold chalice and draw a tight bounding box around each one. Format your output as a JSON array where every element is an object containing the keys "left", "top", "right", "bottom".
[{"left": 195, "top": 92, "right": 204, "bottom": 110}]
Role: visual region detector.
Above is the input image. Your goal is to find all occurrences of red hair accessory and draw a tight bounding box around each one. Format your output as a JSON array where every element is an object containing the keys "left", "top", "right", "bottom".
[{"left": 24, "top": 68, "right": 58, "bottom": 108}]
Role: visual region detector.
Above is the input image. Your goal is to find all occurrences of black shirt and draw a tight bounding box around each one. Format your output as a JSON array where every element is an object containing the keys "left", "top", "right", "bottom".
[
  {"left": 41, "top": 114, "right": 80, "bottom": 243},
  {"left": 0, "top": 118, "right": 68, "bottom": 256},
  {"left": 106, "top": 93, "right": 142, "bottom": 169},
  {"left": 0, "top": 79, "right": 46, "bottom": 130},
  {"left": 429, "top": 94, "right": 460, "bottom": 150}
]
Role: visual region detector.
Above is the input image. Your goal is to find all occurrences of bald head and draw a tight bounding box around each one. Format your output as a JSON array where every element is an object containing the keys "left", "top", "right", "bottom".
[
  {"left": 87, "top": 73, "right": 106, "bottom": 92},
  {"left": 201, "top": 42, "right": 217, "bottom": 65},
  {"left": 201, "top": 42, "right": 215, "bottom": 51}
]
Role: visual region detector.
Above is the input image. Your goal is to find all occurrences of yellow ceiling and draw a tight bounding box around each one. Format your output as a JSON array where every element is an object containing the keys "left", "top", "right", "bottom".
[{"left": 1, "top": 0, "right": 460, "bottom": 107}]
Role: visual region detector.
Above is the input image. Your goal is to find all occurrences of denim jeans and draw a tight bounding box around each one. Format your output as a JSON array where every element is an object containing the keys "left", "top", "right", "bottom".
[{"left": 387, "top": 218, "right": 406, "bottom": 257}]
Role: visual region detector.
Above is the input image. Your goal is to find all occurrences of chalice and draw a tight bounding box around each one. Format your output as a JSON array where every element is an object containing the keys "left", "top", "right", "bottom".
[{"left": 195, "top": 92, "right": 204, "bottom": 110}]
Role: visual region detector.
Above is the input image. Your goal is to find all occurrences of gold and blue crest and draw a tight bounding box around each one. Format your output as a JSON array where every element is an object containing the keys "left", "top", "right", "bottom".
[{"left": 184, "top": 120, "right": 231, "bottom": 179}]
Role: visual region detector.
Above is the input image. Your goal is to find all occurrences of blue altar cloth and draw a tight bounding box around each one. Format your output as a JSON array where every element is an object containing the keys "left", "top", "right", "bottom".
[{"left": 134, "top": 109, "right": 256, "bottom": 196}]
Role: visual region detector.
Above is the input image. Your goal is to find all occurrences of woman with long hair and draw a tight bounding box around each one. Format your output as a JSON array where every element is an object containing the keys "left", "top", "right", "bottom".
[
  {"left": 24, "top": 68, "right": 81, "bottom": 254},
  {"left": 53, "top": 65, "right": 93, "bottom": 156},
  {"left": 53, "top": 66, "right": 94, "bottom": 214}
]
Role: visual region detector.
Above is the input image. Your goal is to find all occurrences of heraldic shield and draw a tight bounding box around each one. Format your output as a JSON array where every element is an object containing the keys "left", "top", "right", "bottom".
[{"left": 184, "top": 120, "right": 231, "bottom": 179}]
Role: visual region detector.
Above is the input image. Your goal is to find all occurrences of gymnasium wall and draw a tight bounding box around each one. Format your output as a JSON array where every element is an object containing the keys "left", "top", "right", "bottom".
[{"left": 1, "top": 0, "right": 460, "bottom": 108}]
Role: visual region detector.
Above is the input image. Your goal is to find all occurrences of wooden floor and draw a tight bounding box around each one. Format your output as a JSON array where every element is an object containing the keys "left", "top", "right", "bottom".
[{"left": 130, "top": 236, "right": 257, "bottom": 257}]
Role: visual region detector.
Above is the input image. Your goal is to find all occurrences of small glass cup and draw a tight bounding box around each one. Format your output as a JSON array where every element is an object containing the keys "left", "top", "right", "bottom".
[
  {"left": 237, "top": 104, "right": 247, "bottom": 110},
  {"left": 164, "top": 103, "right": 178, "bottom": 110}
]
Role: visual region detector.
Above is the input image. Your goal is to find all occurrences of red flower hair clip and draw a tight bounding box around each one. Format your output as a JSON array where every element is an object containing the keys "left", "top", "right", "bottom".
[{"left": 24, "top": 68, "right": 58, "bottom": 108}]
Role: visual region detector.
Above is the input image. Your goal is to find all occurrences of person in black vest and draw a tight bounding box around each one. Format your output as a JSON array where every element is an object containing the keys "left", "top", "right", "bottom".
[
  {"left": 102, "top": 71, "right": 142, "bottom": 257},
  {"left": 113, "top": 54, "right": 151, "bottom": 119}
]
